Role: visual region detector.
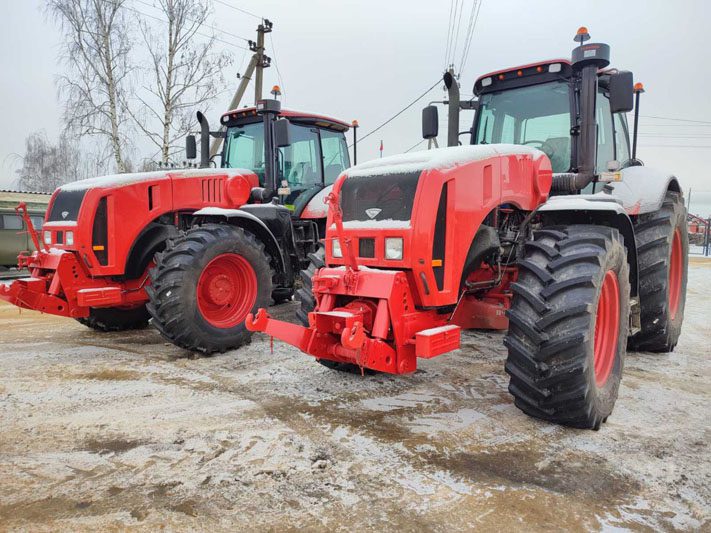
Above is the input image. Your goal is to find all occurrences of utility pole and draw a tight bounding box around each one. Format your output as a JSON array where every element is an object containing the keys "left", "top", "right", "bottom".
[
  {"left": 209, "top": 20, "right": 273, "bottom": 158},
  {"left": 253, "top": 20, "right": 272, "bottom": 105}
]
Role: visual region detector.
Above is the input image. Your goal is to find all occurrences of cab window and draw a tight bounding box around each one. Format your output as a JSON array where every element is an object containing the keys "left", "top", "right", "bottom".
[
  {"left": 280, "top": 124, "right": 322, "bottom": 191},
  {"left": 320, "top": 129, "right": 349, "bottom": 185},
  {"left": 475, "top": 82, "right": 572, "bottom": 172},
  {"left": 596, "top": 92, "right": 615, "bottom": 172},
  {"left": 613, "top": 113, "right": 631, "bottom": 164},
  {"left": 223, "top": 121, "right": 266, "bottom": 184}
]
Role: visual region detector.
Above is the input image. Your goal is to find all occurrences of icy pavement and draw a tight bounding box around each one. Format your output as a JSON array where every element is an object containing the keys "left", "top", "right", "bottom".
[{"left": 0, "top": 260, "right": 709, "bottom": 531}]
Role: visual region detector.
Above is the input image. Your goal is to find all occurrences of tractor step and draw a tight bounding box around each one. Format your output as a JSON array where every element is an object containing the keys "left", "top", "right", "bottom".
[{"left": 415, "top": 324, "right": 461, "bottom": 358}]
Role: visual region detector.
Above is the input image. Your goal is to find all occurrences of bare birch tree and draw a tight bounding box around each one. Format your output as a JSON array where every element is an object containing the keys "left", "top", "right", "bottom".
[
  {"left": 47, "top": 0, "right": 133, "bottom": 173},
  {"left": 132, "top": 0, "right": 232, "bottom": 164},
  {"left": 16, "top": 132, "right": 85, "bottom": 192}
]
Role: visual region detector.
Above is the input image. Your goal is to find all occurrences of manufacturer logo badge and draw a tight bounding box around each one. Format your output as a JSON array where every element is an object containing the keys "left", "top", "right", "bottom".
[
  {"left": 365, "top": 208, "right": 381, "bottom": 219},
  {"left": 61, "top": 211, "right": 69, "bottom": 219}
]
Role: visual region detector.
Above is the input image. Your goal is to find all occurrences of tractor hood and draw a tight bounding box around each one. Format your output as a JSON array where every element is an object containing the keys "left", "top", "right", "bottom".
[
  {"left": 47, "top": 167, "right": 259, "bottom": 227},
  {"left": 58, "top": 168, "right": 255, "bottom": 193},
  {"left": 345, "top": 144, "right": 547, "bottom": 179}
]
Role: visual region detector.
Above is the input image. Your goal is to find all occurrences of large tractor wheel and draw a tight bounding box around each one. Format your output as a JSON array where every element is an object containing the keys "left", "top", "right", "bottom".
[
  {"left": 295, "top": 246, "right": 367, "bottom": 374},
  {"left": 504, "top": 225, "right": 630, "bottom": 430},
  {"left": 76, "top": 305, "right": 150, "bottom": 332},
  {"left": 147, "top": 224, "right": 272, "bottom": 354},
  {"left": 629, "top": 191, "right": 688, "bottom": 352}
]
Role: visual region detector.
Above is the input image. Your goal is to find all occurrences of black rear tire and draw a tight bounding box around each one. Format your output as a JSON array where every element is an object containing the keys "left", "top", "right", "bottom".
[
  {"left": 504, "top": 225, "right": 630, "bottom": 430},
  {"left": 629, "top": 191, "right": 688, "bottom": 352},
  {"left": 295, "top": 246, "right": 368, "bottom": 373},
  {"left": 76, "top": 305, "right": 150, "bottom": 332},
  {"left": 146, "top": 224, "right": 272, "bottom": 354}
]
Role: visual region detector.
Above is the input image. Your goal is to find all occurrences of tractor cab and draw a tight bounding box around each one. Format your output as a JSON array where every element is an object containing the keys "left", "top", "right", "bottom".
[
  {"left": 213, "top": 101, "right": 351, "bottom": 212},
  {"left": 426, "top": 28, "right": 638, "bottom": 195}
]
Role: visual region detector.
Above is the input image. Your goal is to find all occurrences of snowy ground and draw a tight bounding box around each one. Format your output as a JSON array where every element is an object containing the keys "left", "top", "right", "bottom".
[{"left": 0, "top": 260, "right": 709, "bottom": 531}]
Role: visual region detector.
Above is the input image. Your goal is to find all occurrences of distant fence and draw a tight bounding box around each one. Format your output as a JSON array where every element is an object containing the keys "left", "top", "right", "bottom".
[{"left": 688, "top": 214, "right": 710, "bottom": 256}]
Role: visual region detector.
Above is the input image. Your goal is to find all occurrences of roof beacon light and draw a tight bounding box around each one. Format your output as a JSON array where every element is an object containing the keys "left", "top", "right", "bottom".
[
  {"left": 634, "top": 82, "right": 645, "bottom": 93},
  {"left": 575, "top": 26, "right": 591, "bottom": 43},
  {"left": 271, "top": 85, "right": 281, "bottom": 97}
]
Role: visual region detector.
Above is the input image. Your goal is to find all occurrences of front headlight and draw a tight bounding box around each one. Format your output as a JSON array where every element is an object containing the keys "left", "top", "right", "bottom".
[
  {"left": 332, "top": 238, "right": 343, "bottom": 258},
  {"left": 385, "top": 238, "right": 403, "bottom": 260},
  {"left": 43, "top": 231, "right": 52, "bottom": 245},
  {"left": 65, "top": 231, "right": 74, "bottom": 246}
]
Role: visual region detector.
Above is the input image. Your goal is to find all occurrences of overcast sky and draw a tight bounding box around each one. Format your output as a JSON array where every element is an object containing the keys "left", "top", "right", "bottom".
[{"left": 1, "top": 0, "right": 709, "bottom": 207}]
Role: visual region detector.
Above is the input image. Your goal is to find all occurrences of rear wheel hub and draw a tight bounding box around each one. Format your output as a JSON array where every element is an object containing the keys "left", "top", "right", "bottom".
[
  {"left": 668, "top": 228, "right": 683, "bottom": 321},
  {"left": 593, "top": 270, "right": 620, "bottom": 387},
  {"left": 197, "top": 253, "right": 257, "bottom": 328}
]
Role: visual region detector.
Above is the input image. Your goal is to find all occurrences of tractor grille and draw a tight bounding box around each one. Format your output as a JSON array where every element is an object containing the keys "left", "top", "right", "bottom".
[
  {"left": 47, "top": 189, "right": 87, "bottom": 222},
  {"left": 201, "top": 177, "right": 224, "bottom": 203},
  {"left": 340, "top": 171, "right": 420, "bottom": 223}
]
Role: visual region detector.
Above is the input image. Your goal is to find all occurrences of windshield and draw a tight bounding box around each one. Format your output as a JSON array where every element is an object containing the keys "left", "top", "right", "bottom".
[
  {"left": 475, "top": 81, "right": 572, "bottom": 173},
  {"left": 320, "top": 129, "right": 350, "bottom": 184},
  {"left": 223, "top": 121, "right": 266, "bottom": 184},
  {"left": 223, "top": 119, "right": 350, "bottom": 200},
  {"left": 278, "top": 123, "right": 322, "bottom": 196}
]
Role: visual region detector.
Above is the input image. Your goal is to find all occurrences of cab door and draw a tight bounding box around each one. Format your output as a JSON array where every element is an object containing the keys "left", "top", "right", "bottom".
[{"left": 279, "top": 124, "right": 323, "bottom": 208}]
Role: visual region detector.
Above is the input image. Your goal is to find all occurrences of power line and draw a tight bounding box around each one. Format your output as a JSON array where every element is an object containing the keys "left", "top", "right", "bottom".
[
  {"left": 449, "top": 0, "right": 465, "bottom": 67},
  {"left": 638, "top": 134, "right": 711, "bottom": 138},
  {"left": 460, "top": 0, "right": 483, "bottom": 72},
  {"left": 639, "top": 123, "right": 711, "bottom": 127},
  {"left": 213, "top": 0, "right": 262, "bottom": 20},
  {"left": 405, "top": 139, "right": 427, "bottom": 153},
  {"left": 269, "top": 31, "right": 285, "bottom": 101},
  {"left": 639, "top": 144, "right": 711, "bottom": 148},
  {"left": 444, "top": 0, "right": 456, "bottom": 69},
  {"left": 126, "top": 4, "right": 250, "bottom": 51},
  {"left": 640, "top": 115, "right": 711, "bottom": 125},
  {"left": 458, "top": 0, "right": 479, "bottom": 71},
  {"left": 133, "top": 0, "right": 251, "bottom": 43},
  {"left": 350, "top": 79, "right": 442, "bottom": 147}
]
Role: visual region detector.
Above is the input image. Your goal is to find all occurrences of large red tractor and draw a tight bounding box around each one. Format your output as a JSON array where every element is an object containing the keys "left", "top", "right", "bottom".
[
  {"left": 246, "top": 29, "right": 688, "bottom": 429},
  {"left": 1, "top": 101, "right": 354, "bottom": 353}
]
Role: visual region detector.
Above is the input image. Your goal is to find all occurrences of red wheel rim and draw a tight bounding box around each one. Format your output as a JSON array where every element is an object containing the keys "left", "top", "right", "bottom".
[
  {"left": 196, "top": 253, "right": 257, "bottom": 328},
  {"left": 668, "top": 228, "right": 683, "bottom": 320},
  {"left": 593, "top": 270, "right": 620, "bottom": 387}
]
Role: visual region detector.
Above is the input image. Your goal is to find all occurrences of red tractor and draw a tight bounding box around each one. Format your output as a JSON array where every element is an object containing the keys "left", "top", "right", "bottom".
[
  {"left": 1, "top": 100, "right": 354, "bottom": 353},
  {"left": 246, "top": 29, "right": 688, "bottom": 429}
]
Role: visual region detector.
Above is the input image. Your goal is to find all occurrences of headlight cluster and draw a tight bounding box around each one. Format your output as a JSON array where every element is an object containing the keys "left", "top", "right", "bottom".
[
  {"left": 385, "top": 238, "right": 403, "bottom": 260},
  {"left": 332, "top": 239, "right": 342, "bottom": 258},
  {"left": 42, "top": 230, "right": 75, "bottom": 246},
  {"left": 332, "top": 237, "right": 404, "bottom": 260}
]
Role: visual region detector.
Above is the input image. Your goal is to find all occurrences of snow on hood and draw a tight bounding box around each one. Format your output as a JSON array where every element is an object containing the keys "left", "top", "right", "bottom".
[
  {"left": 346, "top": 144, "right": 546, "bottom": 178},
  {"left": 59, "top": 168, "right": 255, "bottom": 192}
]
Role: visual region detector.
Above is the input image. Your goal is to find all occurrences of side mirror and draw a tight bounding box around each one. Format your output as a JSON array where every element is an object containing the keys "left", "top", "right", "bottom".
[
  {"left": 274, "top": 118, "right": 291, "bottom": 147},
  {"left": 185, "top": 134, "right": 197, "bottom": 160},
  {"left": 422, "top": 105, "right": 439, "bottom": 139},
  {"left": 609, "top": 71, "right": 634, "bottom": 113}
]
